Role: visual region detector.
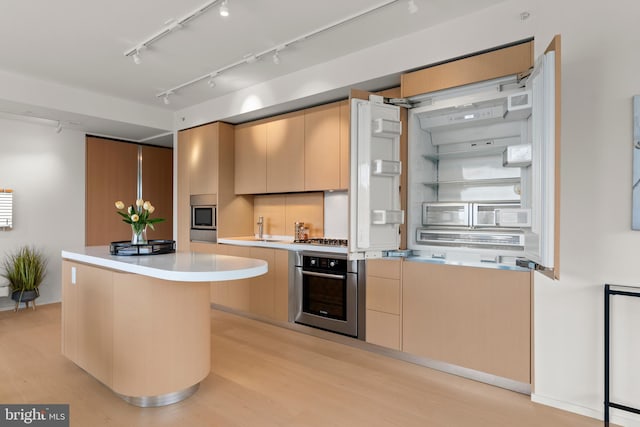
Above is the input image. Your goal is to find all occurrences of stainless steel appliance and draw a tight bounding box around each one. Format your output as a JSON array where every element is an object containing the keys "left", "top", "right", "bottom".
[
  {"left": 294, "top": 251, "right": 365, "bottom": 339},
  {"left": 190, "top": 194, "right": 217, "bottom": 243}
]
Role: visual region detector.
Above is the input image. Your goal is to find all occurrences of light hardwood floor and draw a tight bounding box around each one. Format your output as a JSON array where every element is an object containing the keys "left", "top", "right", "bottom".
[{"left": 0, "top": 303, "right": 603, "bottom": 427}]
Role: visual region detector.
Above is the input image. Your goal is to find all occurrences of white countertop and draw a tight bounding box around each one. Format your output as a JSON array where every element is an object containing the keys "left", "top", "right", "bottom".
[
  {"left": 218, "top": 236, "right": 348, "bottom": 254},
  {"left": 61, "top": 246, "right": 268, "bottom": 282}
]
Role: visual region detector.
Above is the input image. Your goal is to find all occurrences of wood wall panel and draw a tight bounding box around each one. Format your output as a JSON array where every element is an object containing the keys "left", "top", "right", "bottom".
[
  {"left": 141, "top": 145, "right": 173, "bottom": 241},
  {"left": 85, "top": 137, "right": 138, "bottom": 246}
]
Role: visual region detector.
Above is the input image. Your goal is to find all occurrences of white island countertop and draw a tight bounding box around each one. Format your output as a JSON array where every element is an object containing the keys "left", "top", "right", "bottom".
[{"left": 61, "top": 246, "right": 268, "bottom": 282}]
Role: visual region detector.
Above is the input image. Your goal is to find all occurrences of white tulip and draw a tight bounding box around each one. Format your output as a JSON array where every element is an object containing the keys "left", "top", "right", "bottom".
[
  {"left": 115, "top": 201, "right": 125, "bottom": 209},
  {"left": 131, "top": 214, "right": 140, "bottom": 222},
  {"left": 148, "top": 205, "right": 155, "bottom": 214},
  {"left": 136, "top": 199, "right": 144, "bottom": 207},
  {"left": 143, "top": 201, "right": 151, "bottom": 210}
]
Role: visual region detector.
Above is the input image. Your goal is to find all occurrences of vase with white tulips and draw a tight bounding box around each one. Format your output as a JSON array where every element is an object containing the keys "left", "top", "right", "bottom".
[{"left": 115, "top": 199, "right": 165, "bottom": 244}]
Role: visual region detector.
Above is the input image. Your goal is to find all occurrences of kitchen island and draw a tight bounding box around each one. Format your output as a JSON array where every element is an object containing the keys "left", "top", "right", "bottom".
[{"left": 60, "top": 247, "right": 268, "bottom": 407}]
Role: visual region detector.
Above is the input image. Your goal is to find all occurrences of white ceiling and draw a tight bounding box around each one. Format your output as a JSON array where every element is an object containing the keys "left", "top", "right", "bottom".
[{"left": 0, "top": 0, "right": 507, "bottom": 145}]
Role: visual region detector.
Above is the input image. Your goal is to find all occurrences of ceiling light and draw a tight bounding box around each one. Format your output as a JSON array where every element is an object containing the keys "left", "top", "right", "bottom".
[
  {"left": 55, "top": 121, "right": 62, "bottom": 133},
  {"left": 408, "top": 0, "right": 418, "bottom": 14},
  {"left": 155, "top": 0, "right": 399, "bottom": 100},
  {"left": 163, "top": 94, "right": 171, "bottom": 105},
  {"left": 207, "top": 74, "right": 217, "bottom": 88},
  {"left": 219, "top": 0, "right": 229, "bottom": 17},
  {"left": 132, "top": 49, "right": 142, "bottom": 65}
]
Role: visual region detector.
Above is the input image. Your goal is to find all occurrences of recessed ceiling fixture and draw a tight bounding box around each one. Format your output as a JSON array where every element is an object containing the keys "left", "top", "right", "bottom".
[
  {"left": 124, "top": 0, "right": 226, "bottom": 63},
  {"left": 219, "top": 0, "right": 229, "bottom": 17},
  {"left": 156, "top": 0, "right": 405, "bottom": 103},
  {"left": 408, "top": 0, "right": 418, "bottom": 14}
]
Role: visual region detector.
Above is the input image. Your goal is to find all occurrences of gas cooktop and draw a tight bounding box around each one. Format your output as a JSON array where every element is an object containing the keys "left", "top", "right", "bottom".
[{"left": 294, "top": 238, "right": 348, "bottom": 247}]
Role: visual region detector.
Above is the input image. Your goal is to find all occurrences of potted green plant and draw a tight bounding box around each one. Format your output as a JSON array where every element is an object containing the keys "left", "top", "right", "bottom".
[{"left": 1, "top": 246, "right": 47, "bottom": 311}]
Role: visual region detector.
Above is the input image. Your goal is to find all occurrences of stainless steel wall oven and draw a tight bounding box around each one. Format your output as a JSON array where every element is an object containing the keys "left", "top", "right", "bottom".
[{"left": 294, "top": 251, "right": 365, "bottom": 339}]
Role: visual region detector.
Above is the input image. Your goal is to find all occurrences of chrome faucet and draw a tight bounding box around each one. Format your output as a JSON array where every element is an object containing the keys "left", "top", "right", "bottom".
[{"left": 257, "top": 216, "right": 264, "bottom": 240}]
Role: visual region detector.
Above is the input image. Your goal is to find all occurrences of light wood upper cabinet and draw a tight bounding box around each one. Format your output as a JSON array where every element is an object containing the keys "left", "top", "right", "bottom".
[
  {"left": 235, "top": 122, "right": 267, "bottom": 194},
  {"left": 266, "top": 112, "right": 305, "bottom": 193},
  {"left": 339, "top": 100, "right": 350, "bottom": 190},
  {"left": 189, "top": 124, "right": 219, "bottom": 196},
  {"left": 305, "top": 102, "right": 341, "bottom": 191},
  {"left": 401, "top": 40, "right": 534, "bottom": 98}
]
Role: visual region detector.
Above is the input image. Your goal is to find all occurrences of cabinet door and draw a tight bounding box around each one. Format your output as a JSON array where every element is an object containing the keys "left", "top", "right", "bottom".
[
  {"left": 249, "top": 247, "right": 276, "bottom": 318},
  {"left": 339, "top": 100, "right": 350, "bottom": 190},
  {"left": 365, "top": 258, "right": 402, "bottom": 350},
  {"left": 401, "top": 40, "right": 534, "bottom": 98},
  {"left": 402, "top": 261, "right": 531, "bottom": 383},
  {"left": 273, "top": 249, "right": 291, "bottom": 322},
  {"left": 141, "top": 145, "right": 173, "bottom": 241},
  {"left": 235, "top": 123, "right": 267, "bottom": 194},
  {"left": 305, "top": 102, "right": 341, "bottom": 191},
  {"left": 189, "top": 123, "right": 219, "bottom": 196},
  {"left": 267, "top": 112, "right": 305, "bottom": 193}
]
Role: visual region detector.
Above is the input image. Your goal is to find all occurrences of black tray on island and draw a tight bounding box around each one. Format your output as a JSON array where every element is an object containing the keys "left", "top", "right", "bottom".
[{"left": 110, "top": 240, "right": 176, "bottom": 256}]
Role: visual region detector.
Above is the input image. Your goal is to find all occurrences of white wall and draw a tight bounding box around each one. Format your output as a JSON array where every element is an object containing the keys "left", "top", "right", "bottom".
[
  {"left": 0, "top": 118, "right": 85, "bottom": 311},
  {"left": 175, "top": 0, "right": 640, "bottom": 424}
]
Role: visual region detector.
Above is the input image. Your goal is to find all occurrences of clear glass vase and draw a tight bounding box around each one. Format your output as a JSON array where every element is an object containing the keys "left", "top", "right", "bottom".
[{"left": 131, "top": 225, "right": 148, "bottom": 245}]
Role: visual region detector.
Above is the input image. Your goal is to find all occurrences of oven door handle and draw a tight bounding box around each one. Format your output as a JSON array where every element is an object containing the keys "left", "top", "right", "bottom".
[{"left": 302, "top": 270, "right": 346, "bottom": 280}]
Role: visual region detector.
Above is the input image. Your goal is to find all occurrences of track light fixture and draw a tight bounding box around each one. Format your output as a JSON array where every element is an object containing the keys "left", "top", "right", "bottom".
[
  {"left": 124, "top": 0, "right": 227, "bottom": 62},
  {"left": 408, "top": 0, "right": 418, "bottom": 14},
  {"left": 155, "top": 0, "right": 401, "bottom": 103},
  {"left": 132, "top": 49, "right": 142, "bottom": 65},
  {"left": 207, "top": 73, "right": 217, "bottom": 88},
  {"left": 55, "top": 121, "right": 62, "bottom": 133},
  {"left": 162, "top": 93, "right": 172, "bottom": 105},
  {"left": 219, "top": 0, "right": 229, "bottom": 17}
]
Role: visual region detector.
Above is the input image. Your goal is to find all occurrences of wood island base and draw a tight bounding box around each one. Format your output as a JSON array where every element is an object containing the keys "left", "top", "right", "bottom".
[{"left": 61, "top": 248, "right": 268, "bottom": 407}]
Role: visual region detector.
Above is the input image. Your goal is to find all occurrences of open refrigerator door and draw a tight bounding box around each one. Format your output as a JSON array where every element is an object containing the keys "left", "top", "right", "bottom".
[
  {"left": 349, "top": 95, "right": 403, "bottom": 259},
  {"left": 522, "top": 50, "right": 556, "bottom": 269}
]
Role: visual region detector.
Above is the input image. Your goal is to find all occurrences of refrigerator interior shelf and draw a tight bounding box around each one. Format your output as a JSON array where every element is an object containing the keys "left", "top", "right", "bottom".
[{"left": 422, "top": 177, "right": 521, "bottom": 188}]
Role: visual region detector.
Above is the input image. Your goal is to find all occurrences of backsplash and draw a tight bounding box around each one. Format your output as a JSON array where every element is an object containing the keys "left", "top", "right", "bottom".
[
  {"left": 253, "top": 192, "right": 324, "bottom": 237},
  {"left": 324, "top": 191, "right": 348, "bottom": 238}
]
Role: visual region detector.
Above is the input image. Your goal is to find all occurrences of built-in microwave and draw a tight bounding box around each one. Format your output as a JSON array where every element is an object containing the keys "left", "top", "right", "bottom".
[{"left": 190, "top": 194, "right": 217, "bottom": 242}]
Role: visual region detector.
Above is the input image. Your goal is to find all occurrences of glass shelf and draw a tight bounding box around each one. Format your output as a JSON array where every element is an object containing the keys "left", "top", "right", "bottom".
[{"left": 422, "top": 177, "right": 520, "bottom": 188}]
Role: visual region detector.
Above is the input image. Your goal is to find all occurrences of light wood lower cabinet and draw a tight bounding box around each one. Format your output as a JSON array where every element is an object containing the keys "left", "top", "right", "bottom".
[
  {"left": 402, "top": 261, "right": 531, "bottom": 384},
  {"left": 210, "top": 246, "right": 290, "bottom": 322},
  {"left": 365, "top": 259, "right": 402, "bottom": 350}
]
